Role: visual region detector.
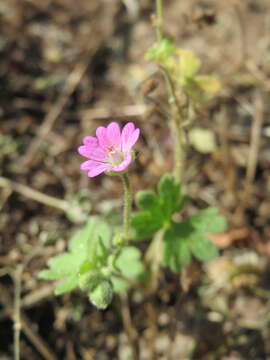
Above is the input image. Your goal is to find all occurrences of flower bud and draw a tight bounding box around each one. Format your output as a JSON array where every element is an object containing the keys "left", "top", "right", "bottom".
[
  {"left": 88, "top": 280, "right": 113, "bottom": 310},
  {"left": 112, "top": 233, "right": 125, "bottom": 246}
]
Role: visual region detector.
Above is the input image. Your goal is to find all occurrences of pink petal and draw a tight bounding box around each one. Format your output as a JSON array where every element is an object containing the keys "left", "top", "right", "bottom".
[
  {"left": 121, "top": 123, "right": 135, "bottom": 150},
  {"left": 106, "top": 122, "right": 121, "bottom": 147},
  {"left": 78, "top": 145, "right": 107, "bottom": 162},
  {"left": 96, "top": 126, "right": 110, "bottom": 149},
  {"left": 121, "top": 125, "right": 140, "bottom": 153},
  {"left": 111, "top": 152, "right": 132, "bottom": 172},
  {"left": 83, "top": 136, "right": 98, "bottom": 146},
  {"left": 80, "top": 160, "right": 112, "bottom": 177}
]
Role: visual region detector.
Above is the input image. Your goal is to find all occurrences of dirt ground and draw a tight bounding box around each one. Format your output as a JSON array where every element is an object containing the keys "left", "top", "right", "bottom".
[{"left": 1, "top": 0, "right": 270, "bottom": 359}]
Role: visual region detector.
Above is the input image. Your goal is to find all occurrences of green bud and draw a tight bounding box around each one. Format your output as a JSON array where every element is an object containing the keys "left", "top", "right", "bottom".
[
  {"left": 88, "top": 280, "right": 113, "bottom": 310},
  {"left": 112, "top": 233, "right": 125, "bottom": 246},
  {"left": 100, "top": 267, "right": 111, "bottom": 277}
]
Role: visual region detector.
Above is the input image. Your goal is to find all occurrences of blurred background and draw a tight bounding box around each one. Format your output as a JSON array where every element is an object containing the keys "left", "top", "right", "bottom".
[{"left": 1, "top": 0, "right": 270, "bottom": 359}]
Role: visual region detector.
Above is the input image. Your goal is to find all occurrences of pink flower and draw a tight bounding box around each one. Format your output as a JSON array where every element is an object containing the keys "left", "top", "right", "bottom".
[{"left": 78, "top": 122, "right": 140, "bottom": 177}]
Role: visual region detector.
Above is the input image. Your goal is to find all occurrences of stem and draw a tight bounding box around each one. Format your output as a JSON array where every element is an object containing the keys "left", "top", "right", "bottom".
[
  {"left": 120, "top": 293, "right": 139, "bottom": 360},
  {"left": 171, "top": 118, "right": 182, "bottom": 183},
  {"left": 145, "top": 228, "right": 164, "bottom": 292},
  {"left": 14, "top": 265, "right": 23, "bottom": 360},
  {"left": 155, "top": 0, "right": 163, "bottom": 41},
  {"left": 121, "top": 173, "right": 132, "bottom": 239},
  {"left": 161, "top": 67, "right": 183, "bottom": 182}
]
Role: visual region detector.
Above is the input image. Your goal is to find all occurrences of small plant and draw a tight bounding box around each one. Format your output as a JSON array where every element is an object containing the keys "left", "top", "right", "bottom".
[{"left": 39, "top": 1, "right": 227, "bottom": 311}]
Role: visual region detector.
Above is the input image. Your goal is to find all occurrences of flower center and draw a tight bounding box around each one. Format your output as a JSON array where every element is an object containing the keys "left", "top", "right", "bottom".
[
  {"left": 106, "top": 145, "right": 123, "bottom": 166},
  {"left": 106, "top": 145, "right": 117, "bottom": 154}
]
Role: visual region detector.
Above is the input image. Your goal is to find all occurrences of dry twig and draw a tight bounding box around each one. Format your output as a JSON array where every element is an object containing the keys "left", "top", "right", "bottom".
[
  {"left": 0, "top": 247, "right": 57, "bottom": 360},
  {"left": 0, "top": 176, "right": 68, "bottom": 211},
  {"left": 235, "top": 91, "right": 264, "bottom": 220}
]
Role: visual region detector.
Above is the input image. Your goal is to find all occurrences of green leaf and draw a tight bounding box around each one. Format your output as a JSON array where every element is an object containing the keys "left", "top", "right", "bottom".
[
  {"left": 54, "top": 275, "right": 78, "bottom": 295},
  {"left": 189, "top": 235, "right": 218, "bottom": 261},
  {"left": 39, "top": 217, "right": 112, "bottom": 299},
  {"left": 132, "top": 212, "right": 162, "bottom": 239},
  {"left": 163, "top": 223, "right": 191, "bottom": 272},
  {"left": 111, "top": 277, "right": 128, "bottom": 294},
  {"left": 136, "top": 190, "right": 160, "bottom": 212},
  {"left": 162, "top": 207, "right": 227, "bottom": 271},
  {"left": 177, "top": 195, "right": 190, "bottom": 212},
  {"left": 115, "top": 247, "right": 143, "bottom": 278},
  {"left": 132, "top": 175, "right": 188, "bottom": 240},
  {"left": 43, "top": 253, "right": 82, "bottom": 279},
  {"left": 38, "top": 269, "right": 60, "bottom": 280},
  {"left": 69, "top": 217, "right": 111, "bottom": 262},
  {"left": 188, "top": 207, "right": 227, "bottom": 233},
  {"left": 68, "top": 222, "right": 92, "bottom": 254},
  {"left": 145, "top": 37, "right": 177, "bottom": 64},
  {"left": 158, "top": 174, "right": 181, "bottom": 220},
  {"left": 112, "top": 246, "right": 144, "bottom": 293}
]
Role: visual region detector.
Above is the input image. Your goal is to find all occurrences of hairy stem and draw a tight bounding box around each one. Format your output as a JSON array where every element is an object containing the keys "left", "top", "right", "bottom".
[
  {"left": 161, "top": 67, "right": 183, "bottom": 182},
  {"left": 154, "top": 0, "right": 185, "bottom": 183},
  {"left": 171, "top": 117, "right": 182, "bottom": 183},
  {"left": 156, "top": 0, "right": 164, "bottom": 41},
  {"left": 121, "top": 173, "right": 132, "bottom": 239},
  {"left": 14, "top": 265, "right": 23, "bottom": 360}
]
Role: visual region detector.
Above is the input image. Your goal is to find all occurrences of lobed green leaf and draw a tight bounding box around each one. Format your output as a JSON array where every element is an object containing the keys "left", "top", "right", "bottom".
[
  {"left": 163, "top": 223, "right": 191, "bottom": 272},
  {"left": 131, "top": 212, "right": 162, "bottom": 240},
  {"left": 136, "top": 190, "right": 160, "bottom": 212},
  {"left": 163, "top": 207, "right": 227, "bottom": 272},
  {"left": 145, "top": 38, "right": 177, "bottom": 64},
  {"left": 188, "top": 207, "right": 227, "bottom": 233},
  {"left": 189, "top": 235, "right": 218, "bottom": 261},
  {"left": 158, "top": 174, "right": 182, "bottom": 219},
  {"left": 38, "top": 217, "right": 112, "bottom": 297},
  {"left": 54, "top": 275, "right": 78, "bottom": 296},
  {"left": 132, "top": 175, "right": 188, "bottom": 240},
  {"left": 112, "top": 246, "right": 144, "bottom": 293}
]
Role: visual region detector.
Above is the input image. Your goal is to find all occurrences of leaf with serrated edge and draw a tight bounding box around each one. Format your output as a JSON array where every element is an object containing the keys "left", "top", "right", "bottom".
[
  {"left": 112, "top": 246, "right": 144, "bottom": 293},
  {"left": 136, "top": 190, "right": 160, "bottom": 212},
  {"left": 158, "top": 174, "right": 181, "bottom": 220},
  {"left": 163, "top": 223, "right": 191, "bottom": 272},
  {"left": 132, "top": 175, "right": 187, "bottom": 240},
  {"left": 37, "top": 269, "right": 60, "bottom": 280},
  {"left": 188, "top": 207, "right": 227, "bottom": 233},
  {"left": 69, "top": 217, "right": 111, "bottom": 261},
  {"left": 132, "top": 212, "right": 162, "bottom": 239},
  {"left": 68, "top": 219, "right": 95, "bottom": 254},
  {"left": 189, "top": 235, "right": 218, "bottom": 261},
  {"left": 54, "top": 275, "right": 78, "bottom": 296},
  {"left": 162, "top": 208, "right": 226, "bottom": 271},
  {"left": 39, "top": 217, "right": 112, "bottom": 293},
  {"left": 47, "top": 253, "right": 83, "bottom": 278},
  {"left": 115, "top": 247, "right": 143, "bottom": 278}
]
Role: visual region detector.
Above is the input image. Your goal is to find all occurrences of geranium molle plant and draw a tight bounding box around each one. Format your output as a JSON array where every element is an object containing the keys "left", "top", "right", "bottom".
[
  {"left": 78, "top": 122, "right": 140, "bottom": 177},
  {"left": 38, "top": 0, "right": 227, "bottom": 315}
]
